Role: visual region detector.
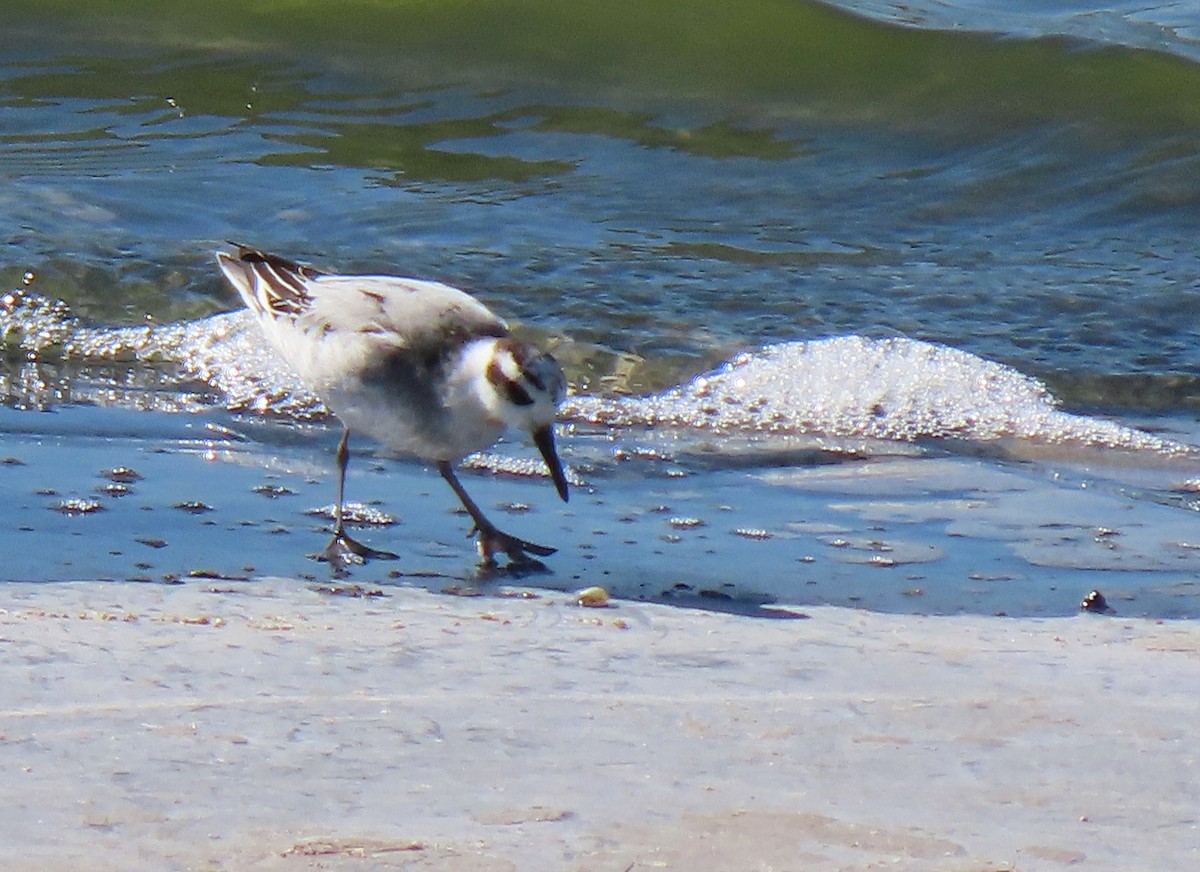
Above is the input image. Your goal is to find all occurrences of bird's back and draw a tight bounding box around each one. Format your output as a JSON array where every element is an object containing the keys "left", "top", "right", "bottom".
[{"left": 300, "top": 274, "right": 508, "bottom": 355}]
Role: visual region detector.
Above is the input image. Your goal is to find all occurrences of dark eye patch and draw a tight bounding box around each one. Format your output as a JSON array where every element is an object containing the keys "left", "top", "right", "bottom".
[{"left": 487, "top": 359, "right": 535, "bottom": 406}]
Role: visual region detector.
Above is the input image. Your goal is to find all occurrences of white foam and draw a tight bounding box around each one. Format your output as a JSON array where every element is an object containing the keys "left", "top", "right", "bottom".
[
  {"left": 567, "top": 336, "right": 1193, "bottom": 455},
  {"left": 3, "top": 291, "right": 1192, "bottom": 456}
]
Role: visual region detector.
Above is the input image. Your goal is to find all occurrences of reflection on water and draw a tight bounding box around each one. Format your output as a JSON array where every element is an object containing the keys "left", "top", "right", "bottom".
[{"left": 260, "top": 112, "right": 576, "bottom": 184}]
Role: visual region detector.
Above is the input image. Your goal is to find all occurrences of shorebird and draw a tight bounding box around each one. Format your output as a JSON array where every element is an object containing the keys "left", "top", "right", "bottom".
[{"left": 216, "top": 244, "right": 569, "bottom": 569}]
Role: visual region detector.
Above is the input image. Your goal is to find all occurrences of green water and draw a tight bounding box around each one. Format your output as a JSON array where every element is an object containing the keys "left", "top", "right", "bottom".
[{"left": 7, "top": 0, "right": 1200, "bottom": 129}]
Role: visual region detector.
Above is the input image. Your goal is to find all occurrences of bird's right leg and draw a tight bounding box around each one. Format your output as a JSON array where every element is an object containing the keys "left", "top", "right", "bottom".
[{"left": 320, "top": 427, "right": 399, "bottom": 567}]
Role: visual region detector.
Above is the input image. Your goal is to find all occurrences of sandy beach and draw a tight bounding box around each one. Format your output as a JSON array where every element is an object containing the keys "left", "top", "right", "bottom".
[{"left": 2, "top": 579, "right": 1196, "bottom": 871}]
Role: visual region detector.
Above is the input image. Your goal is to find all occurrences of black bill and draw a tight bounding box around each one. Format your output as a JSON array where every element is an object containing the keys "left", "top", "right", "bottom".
[{"left": 533, "top": 425, "right": 570, "bottom": 502}]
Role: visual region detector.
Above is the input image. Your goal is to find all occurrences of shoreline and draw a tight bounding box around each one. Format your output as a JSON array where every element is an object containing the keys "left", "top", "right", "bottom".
[{"left": 2, "top": 579, "right": 1196, "bottom": 870}]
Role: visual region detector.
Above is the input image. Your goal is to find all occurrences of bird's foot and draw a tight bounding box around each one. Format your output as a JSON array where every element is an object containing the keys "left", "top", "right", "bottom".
[
  {"left": 314, "top": 530, "right": 400, "bottom": 572},
  {"left": 474, "top": 525, "right": 556, "bottom": 574}
]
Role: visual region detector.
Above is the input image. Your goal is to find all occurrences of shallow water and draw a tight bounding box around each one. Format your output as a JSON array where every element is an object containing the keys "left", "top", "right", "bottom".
[
  {"left": 2, "top": 0, "right": 1200, "bottom": 616},
  {"left": 3, "top": 353, "right": 1200, "bottom": 618}
]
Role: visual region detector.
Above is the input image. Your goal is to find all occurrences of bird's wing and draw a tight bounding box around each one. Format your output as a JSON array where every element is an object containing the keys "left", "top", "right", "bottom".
[
  {"left": 303, "top": 275, "right": 509, "bottom": 353},
  {"left": 217, "top": 245, "right": 508, "bottom": 353}
]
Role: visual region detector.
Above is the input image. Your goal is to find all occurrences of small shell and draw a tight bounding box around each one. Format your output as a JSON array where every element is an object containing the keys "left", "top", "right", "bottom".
[
  {"left": 576, "top": 586, "right": 610, "bottom": 608},
  {"left": 102, "top": 466, "right": 142, "bottom": 483},
  {"left": 55, "top": 498, "right": 105, "bottom": 515}
]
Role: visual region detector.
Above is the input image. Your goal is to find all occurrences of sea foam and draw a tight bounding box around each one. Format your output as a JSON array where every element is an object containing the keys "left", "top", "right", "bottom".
[{"left": 1, "top": 290, "right": 1192, "bottom": 457}]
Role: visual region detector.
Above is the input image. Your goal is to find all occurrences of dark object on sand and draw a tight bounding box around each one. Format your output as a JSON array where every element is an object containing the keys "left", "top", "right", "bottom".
[{"left": 1080, "top": 589, "right": 1115, "bottom": 614}]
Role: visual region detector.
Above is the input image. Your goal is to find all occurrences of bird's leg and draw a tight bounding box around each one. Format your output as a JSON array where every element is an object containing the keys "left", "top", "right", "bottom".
[
  {"left": 319, "top": 427, "right": 399, "bottom": 567},
  {"left": 437, "top": 461, "right": 556, "bottom": 569}
]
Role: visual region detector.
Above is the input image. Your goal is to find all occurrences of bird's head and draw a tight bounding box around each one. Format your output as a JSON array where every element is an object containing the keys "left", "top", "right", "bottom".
[{"left": 484, "top": 338, "right": 569, "bottom": 502}]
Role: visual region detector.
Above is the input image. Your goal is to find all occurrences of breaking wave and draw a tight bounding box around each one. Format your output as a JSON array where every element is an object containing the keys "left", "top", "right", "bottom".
[{"left": 2, "top": 290, "right": 1192, "bottom": 459}]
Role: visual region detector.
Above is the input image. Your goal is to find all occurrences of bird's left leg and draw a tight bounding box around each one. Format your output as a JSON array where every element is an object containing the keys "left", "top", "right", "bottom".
[{"left": 436, "top": 460, "right": 556, "bottom": 569}]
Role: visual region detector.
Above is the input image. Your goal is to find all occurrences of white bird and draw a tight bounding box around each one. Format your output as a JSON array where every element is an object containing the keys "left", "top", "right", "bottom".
[{"left": 216, "top": 244, "right": 569, "bottom": 569}]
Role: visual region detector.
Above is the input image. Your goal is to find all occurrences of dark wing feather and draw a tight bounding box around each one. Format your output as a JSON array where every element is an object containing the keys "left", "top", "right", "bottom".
[{"left": 226, "top": 243, "right": 326, "bottom": 316}]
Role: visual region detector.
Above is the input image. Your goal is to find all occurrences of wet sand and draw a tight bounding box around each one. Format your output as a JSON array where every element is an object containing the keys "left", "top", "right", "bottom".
[{"left": 1, "top": 579, "right": 1197, "bottom": 871}]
